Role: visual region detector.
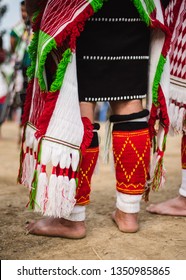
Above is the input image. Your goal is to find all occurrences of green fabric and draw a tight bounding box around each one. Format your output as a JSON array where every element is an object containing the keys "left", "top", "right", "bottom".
[
  {"left": 28, "top": 0, "right": 166, "bottom": 105},
  {"left": 152, "top": 54, "right": 167, "bottom": 105},
  {"left": 36, "top": 31, "right": 57, "bottom": 91},
  {"left": 29, "top": 0, "right": 106, "bottom": 92},
  {"left": 50, "top": 48, "right": 72, "bottom": 92}
]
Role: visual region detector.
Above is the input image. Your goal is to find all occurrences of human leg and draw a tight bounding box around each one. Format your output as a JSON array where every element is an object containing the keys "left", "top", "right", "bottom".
[
  {"left": 26, "top": 102, "right": 99, "bottom": 237},
  {"left": 146, "top": 133, "right": 186, "bottom": 216},
  {"left": 110, "top": 100, "right": 150, "bottom": 232}
]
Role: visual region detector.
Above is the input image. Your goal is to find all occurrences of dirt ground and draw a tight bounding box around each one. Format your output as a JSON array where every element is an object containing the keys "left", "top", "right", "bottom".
[{"left": 0, "top": 120, "right": 186, "bottom": 260}]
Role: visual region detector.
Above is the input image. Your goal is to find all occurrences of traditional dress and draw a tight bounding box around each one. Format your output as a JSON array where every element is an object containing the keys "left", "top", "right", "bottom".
[
  {"left": 165, "top": 0, "right": 186, "bottom": 197},
  {"left": 76, "top": 0, "right": 150, "bottom": 102},
  {"left": 18, "top": 0, "right": 172, "bottom": 220},
  {"left": 166, "top": 0, "right": 186, "bottom": 134}
]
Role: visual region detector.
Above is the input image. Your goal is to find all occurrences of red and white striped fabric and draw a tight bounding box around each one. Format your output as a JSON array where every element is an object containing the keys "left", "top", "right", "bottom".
[{"left": 165, "top": 0, "right": 186, "bottom": 134}]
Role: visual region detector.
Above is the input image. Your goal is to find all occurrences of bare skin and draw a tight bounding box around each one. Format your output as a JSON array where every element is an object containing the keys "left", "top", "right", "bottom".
[
  {"left": 26, "top": 100, "right": 143, "bottom": 237},
  {"left": 146, "top": 196, "right": 186, "bottom": 216},
  {"left": 80, "top": 102, "right": 96, "bottom": 123},
  {"left": 25, "top": 217, "right": 86, "bottom": 239},
  {"left": 112, "top": 209, "right": 139, "bottom": 233},
  {"left": 110, "top": 99, "right": 143, "bottom": 115}
]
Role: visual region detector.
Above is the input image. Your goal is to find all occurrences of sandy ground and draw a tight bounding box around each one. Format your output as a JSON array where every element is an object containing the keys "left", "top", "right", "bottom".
[{"left": 0, "top": 120, "right": 186, "bottom": 260}]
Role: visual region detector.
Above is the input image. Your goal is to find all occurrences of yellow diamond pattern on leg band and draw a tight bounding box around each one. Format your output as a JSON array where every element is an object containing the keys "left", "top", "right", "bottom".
[
  {"left": 76, "top": 146, "right": 99, "bottom": 205},
  {"left": 113, "top": 129, "right": 150, "bottom": 195}
]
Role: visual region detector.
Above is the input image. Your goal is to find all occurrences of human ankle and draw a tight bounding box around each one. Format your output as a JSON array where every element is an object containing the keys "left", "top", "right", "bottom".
[{"left": 116, "top": 192, "right": 142, "bottom": 213}]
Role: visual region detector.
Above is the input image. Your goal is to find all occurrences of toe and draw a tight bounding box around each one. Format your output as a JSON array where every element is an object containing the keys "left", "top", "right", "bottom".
[
  {"left": 146, "top": 204, "right": 155, "bottom": 212},
  {"left": 25, "top": 220, "right": 35, "bottom": 231}
]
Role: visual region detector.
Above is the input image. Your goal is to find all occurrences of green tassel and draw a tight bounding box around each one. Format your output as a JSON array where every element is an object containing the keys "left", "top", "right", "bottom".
[
  {"left": 37, "top": 138, "right": 43, "bottom": 165},
  {"left": 29, "top": 169, "right": 39, "bottom": 210},
  {"left": 28, "top": 138, "right": 43, "bottom": 210},
  {"left": 152, "top": 134, "right": 167, "bottom": 191},
  {"left": 152, "top": 54, "right": 166, "bottom": 105},
  {"left": 153, "top": 159, "right": 163, "bottom": 191},
  {"left": 75, "top": 178, "right": 78, "bottom": 188},
  {"left": 162, "top": 134, "right": 167, "bottom": 151},
  {"left": 50, "top": 48, "right": 72, "bottom": 92}
]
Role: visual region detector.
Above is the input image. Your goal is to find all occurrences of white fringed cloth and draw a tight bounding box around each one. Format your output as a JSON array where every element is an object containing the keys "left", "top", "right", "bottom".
[
  {"left": 18, "top": 0, "right": 98, "bottom": 219},
  {"left": 166, "top": 0, "right": 186, "bottom": 134},
  {"left": 18, "top": 0, "right": 175, "bottom": 217}
]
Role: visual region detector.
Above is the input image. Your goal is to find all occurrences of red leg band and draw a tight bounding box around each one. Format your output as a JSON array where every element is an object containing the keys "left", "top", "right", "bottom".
[
  {"left": 112, "top": 128, "right": 150, "bottom": 195},
  {"left": 181, "top": 134, "right": 186, "bottom": 169},
  {"left": 75, "top": 146, "right": 99, "bottom": 205}
]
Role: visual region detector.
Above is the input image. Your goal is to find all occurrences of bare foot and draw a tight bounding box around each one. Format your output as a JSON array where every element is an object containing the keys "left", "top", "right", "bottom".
[
  {"left": 112, "top": 209, "right": 139, "bottom": 233},
  {"left": 25, "top": 217, "right": 86, "bottom": 239},
  {"left": 146, "top": 196, "right": 186, "bottom": 216}
]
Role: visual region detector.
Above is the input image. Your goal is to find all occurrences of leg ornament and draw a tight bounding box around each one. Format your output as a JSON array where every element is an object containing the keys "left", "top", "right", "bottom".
[
  {"left": 111, "top": 110, "right": 150, "bottom": 212},
  {"left": 179, "top": 133, "right": 186, "bottom": 197},
  {"left": 75, "top": 123, "right": 100, "bottom": 206},
  {"left": 112, "top": 111, "right": 150, "bottom": 196}
]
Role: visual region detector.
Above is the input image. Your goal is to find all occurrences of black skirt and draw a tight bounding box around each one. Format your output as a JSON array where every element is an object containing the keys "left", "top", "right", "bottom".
[{"left": 76, "top": 0, "right": 150, "bottom": 102}]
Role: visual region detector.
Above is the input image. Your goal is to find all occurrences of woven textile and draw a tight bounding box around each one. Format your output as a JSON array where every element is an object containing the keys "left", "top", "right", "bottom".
[
  {"left": 76, "top": 146, "right": 99, "bottom": 205},
  {"left": 18, "top": 0, "right": 172, "bottom": 218},
  {"left": 76, "top": 0, "right": 150, "bottom": 102},
  {"left": 19, "top": 0, "right": 100, "bottom": 218},
  {"left": 182, "top": 134, "right": 186, "bottom": 169},
  {"left": 112, "top": 129, "right": 150, "bottom": 195},
  {"left": 165, "top": 0, "right": 186, "bottom": 133}
]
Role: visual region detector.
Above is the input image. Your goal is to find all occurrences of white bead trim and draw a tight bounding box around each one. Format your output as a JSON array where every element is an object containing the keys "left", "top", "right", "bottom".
[
  {"left": 88, "top": 17, "right": 141, "bottom": 22},
  {"left": 84, "top": 95, "right": 146, "bottom": 102},
  {"left": 82, "top": 55, "right": 149, "bottom": 61}
]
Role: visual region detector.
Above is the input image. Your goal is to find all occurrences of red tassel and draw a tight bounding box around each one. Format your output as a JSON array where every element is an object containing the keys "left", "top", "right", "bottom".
[
  {"left": 148, "top": 85, "right": 170, "bottom": 142},
  {"left": 148, "top": 103, "right": 158, "bottom": 142},
  {"left": 158, "top": 85, "right": 170, "bottom": 134}
]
